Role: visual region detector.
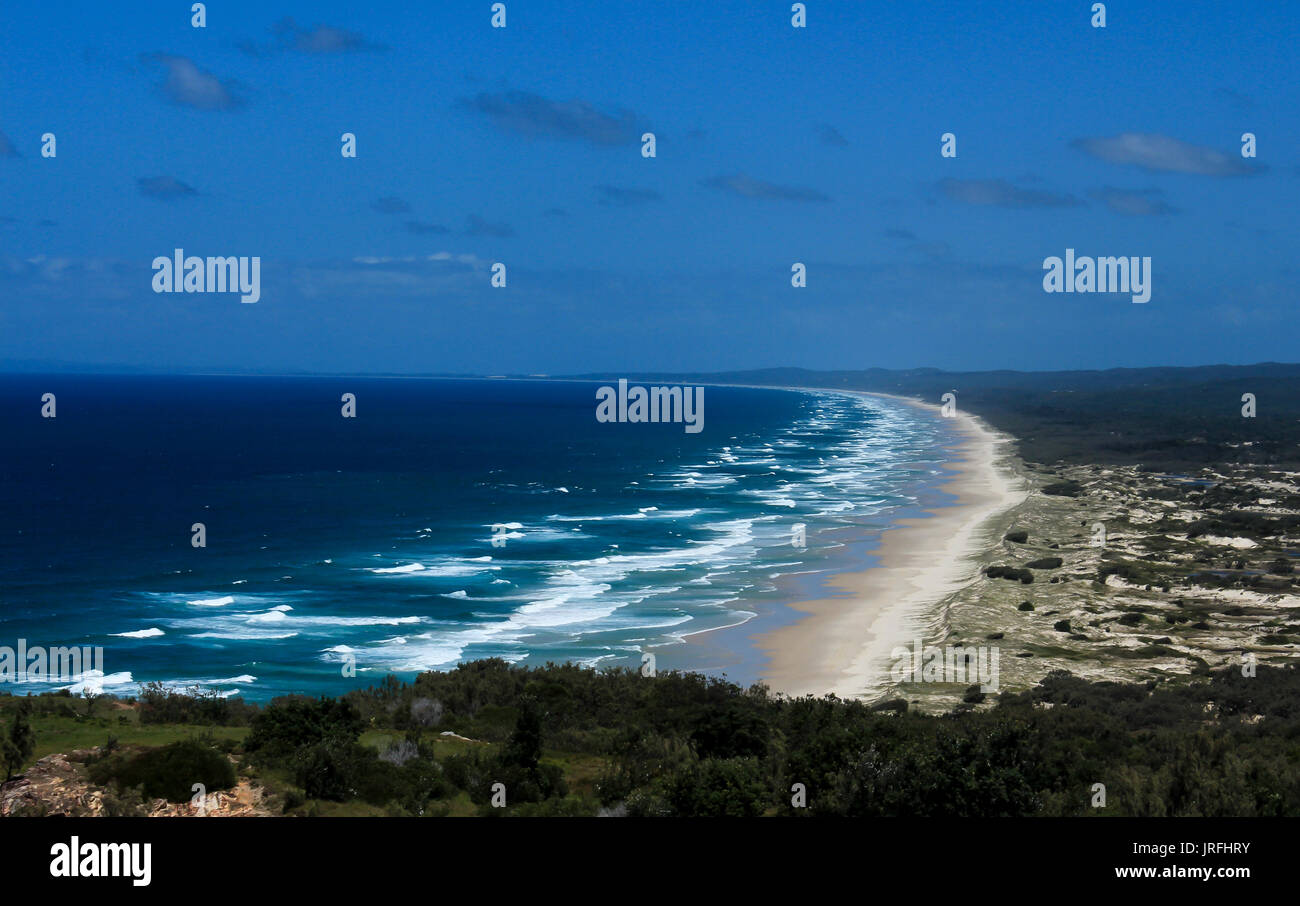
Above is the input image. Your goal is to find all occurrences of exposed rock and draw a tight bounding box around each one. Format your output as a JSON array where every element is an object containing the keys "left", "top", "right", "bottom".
[
  {"left": 0, "top": 751, "right": 272, "bottom": 818},
  {"left": 0, "top": 753, "right": 103, "bottom": 817}
]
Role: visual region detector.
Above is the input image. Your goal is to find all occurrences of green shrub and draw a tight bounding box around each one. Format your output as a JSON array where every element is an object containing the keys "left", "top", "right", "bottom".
[
  {"left": 138, "top": 682, "right": 255, "bottom": 726},
  {"left": 294, "top": 739, "right": 370, "bottom": 801},
  {"left": 663, "top": 757, "right": 770, "bottom": 817},
  {"left": 986, "top": 566, "right": 1034, "bottom": 584},
  {"left": 1026, "top": 557, "right": 1064, "bottom": 570},
  {"left": 2, "top": 702, "right": 35, "bottom": 782},
  {"left": 1098, "top": 560, "right": 1159, "bottom": 586},
  {"left": 245, "top": 697, "right": 363, "bottom": 764},
  {"left": 88, "top": 739, "right": 236, "bottom": 803}
]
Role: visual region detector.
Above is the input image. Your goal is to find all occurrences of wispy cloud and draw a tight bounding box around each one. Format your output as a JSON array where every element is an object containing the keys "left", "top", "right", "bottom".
[
  {"left": 1088, "top": 186, "right": 1178, "bottom": 216},
  {"left": 141, "top": 54, "right": 243, "bottom": 110},
  {"left": 596, "top": 185, "right": 662, "bottom": 207},
  {"left": 459, "top": 90, "right": 644, "bottom": 146},
  {"left": 817, "top": 124, "right": 848, "bottom": 146},
  {"left": 271, "top": 17, "right": 387, "bottom": 53},
  {"left": 371, "top": 196, "right": 411, "bottom": 215},
  {"left": 1071, "top": 133, "right": 1260, "bottom": 176},
  {"left": 0, "top": 255, "right": 141, "bottom": 302},
  {"left": 1215, "top": 87, "right": 1255, "bottom": 112},
  {"left": 937, "top": 178, "right": 1081, "bottom": 208},
  {"left": 701, "top": 174, "right": 829, "bottom": 203},
  {"left": 241, "top": 18, "right": 387, "bottom": 56},
  {"left": 277, "top": 253, "right": 489, "bottom": 302},
  {"left": 882, "top": 228, "right": 949, "bottom": 260},
  {"left": 137, "top": 176, "right": 198, "bottom": 200},
  {"left": 463, "top": 215, "right": 515, "bottom": 238}
]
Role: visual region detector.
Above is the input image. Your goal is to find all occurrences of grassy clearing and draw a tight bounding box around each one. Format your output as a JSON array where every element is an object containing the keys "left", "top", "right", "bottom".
[{"left": 0, "top": 697, "right": 247, "bottom": 772}]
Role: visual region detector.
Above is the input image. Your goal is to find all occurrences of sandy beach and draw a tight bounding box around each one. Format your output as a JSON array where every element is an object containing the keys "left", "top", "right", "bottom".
[{"left": 755, "top": 393, "right": 1027, "bottom": 699}]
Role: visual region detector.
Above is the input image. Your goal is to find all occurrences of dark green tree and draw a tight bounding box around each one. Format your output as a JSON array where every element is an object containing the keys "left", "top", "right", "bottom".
[
  {"left": 489, "top": 695, "right": 566, "bottom": 805},
  {"left": 2, "top": 702, "right": 36, "bottom": 782},
  {"left": 245, "top": 696, "right": 363, "bottom": 764},
  {"left": 501, "top": 696, "right": 543, "bottom": 774}
]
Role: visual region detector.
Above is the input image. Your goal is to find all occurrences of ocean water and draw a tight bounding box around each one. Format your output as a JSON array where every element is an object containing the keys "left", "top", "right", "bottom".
[{"left": 0, "top": 375, "right": 957, "bottom": 700}]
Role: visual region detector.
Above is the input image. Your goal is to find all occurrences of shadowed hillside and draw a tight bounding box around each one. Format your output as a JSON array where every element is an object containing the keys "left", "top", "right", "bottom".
[{"left": 580, "top": 363, "right": 1300, "bottom": 470}]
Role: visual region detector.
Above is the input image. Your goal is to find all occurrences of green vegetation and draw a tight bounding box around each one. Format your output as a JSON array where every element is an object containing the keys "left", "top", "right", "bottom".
[
  {"left": 2, "top": 702, "right": 35, "bottom": 782},
  {"left": 138, "top": 681, "right": 257, "bottom": 726},
  {"left": 610, "top": 363, "right": 1300, "bottom": 470},
  {"left": 1025, "top": 557, "right": 1064, "bottom": 569},
  {"left": 1185, "top": 512, "right": 1300, "bottom": 539},
  {"left": 0, "top": 690, "right": 247, "bottom": 763},
  {"left": 986, "top": 565, "right": 1034, "bottom": 584},
  {"left": 1097, "top": 558, "right": 1164, "bottom": 586},
  {"left": 7, "top": 660, "right": 1300, "bottom": 816},
  {"left": 87, "top": 738, "right": 236, "bottom": 803}
]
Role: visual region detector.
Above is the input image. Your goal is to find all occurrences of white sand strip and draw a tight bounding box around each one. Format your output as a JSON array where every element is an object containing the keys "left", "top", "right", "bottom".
[{"left": 755, "top": 392, "right": 1027, "bottom": 699}]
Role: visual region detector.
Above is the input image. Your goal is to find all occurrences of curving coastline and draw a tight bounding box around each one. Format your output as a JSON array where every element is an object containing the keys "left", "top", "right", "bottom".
[{"left": 754, "top": 393, "right": 1028, "bottom": 699}]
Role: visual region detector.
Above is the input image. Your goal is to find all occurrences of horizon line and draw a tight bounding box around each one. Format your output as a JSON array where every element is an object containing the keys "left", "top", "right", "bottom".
[{"left": 1, "top": 360, "right": 1299, "bottom": 380}]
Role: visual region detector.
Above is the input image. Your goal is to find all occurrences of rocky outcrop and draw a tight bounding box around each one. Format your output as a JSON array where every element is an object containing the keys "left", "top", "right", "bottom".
[
  {"left": 0, "top": 752, "right": 104, "bottom": 817},
  {"left": 1, "top": 750, "right": 273, "bottom": 817}
]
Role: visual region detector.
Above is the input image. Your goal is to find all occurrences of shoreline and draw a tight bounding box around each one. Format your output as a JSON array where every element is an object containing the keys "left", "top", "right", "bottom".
[{"left": 751, "top": 392, "right": 1027, "bottom": 699}]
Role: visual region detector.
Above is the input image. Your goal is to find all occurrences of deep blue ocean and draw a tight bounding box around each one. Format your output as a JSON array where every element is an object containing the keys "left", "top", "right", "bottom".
[{"left": 0, "top": 376, "right": 956, "bottom": 700}]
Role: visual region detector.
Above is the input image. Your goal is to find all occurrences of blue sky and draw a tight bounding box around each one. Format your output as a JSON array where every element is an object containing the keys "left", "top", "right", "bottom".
[{"left": 1, "top": 0, "right": 1296, "bottom": 374}]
